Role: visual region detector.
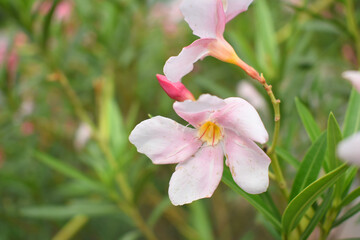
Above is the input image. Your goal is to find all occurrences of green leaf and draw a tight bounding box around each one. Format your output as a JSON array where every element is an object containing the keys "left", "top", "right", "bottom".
[
  {"left": 333, "top": 202, "right": 360, "bottom": 228},
  {"left": 222, "top": 168, "right": 282, "bottom": 231},
  {"left": 282, "top": 164, "right": 348, "bottom": 234},
  {"left": 326, "top": 113, "right": 342, "bottom": 171},
  {"left": 295, "top": 98, "right": 322, "bottom": 142},
  {"left": 342, "top": 167, "right": 359, "bottom": 197},
  {"left": 290, "top": 132, "right": 327, "bottom": 200},
  {"left": 299, "top": 189, "right": 333, "bottom": 240},
  {"left": 325, "top": 113, "right": 344, "bottom": 205},
  {"left": 343, "top": 88, "right": 360, "bottom": 137},
  {"left": 276, "top": 147, "right": 300, "bottom": 169},
  {"left": 340, "top": 186, "right": 360, "bottom": 207}
]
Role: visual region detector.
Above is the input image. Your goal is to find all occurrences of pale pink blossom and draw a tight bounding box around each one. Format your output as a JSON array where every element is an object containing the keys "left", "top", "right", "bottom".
[
  {"left": 336, "top": 71, "right": 360, "bottom": 166},
  {"left": 164, "top": 0, "right": 259, "bottom": 83},
  {"left": 342, "top": 71, "right": 360, "bottom": 93},
  {"left": 129, "top": 94, "right": 270, "bottom": 205},
  {"left": 157, "top": 74, "right": 195, "bottom": 102},
  {"left": 337, "top": 133, "right": 360, "bottom": 166}
]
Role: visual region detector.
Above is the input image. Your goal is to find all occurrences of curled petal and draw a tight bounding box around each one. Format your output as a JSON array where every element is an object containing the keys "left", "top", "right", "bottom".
[
  {"left": 224, "top": 130, "right": 270, "bottom": 194},
  {"left": 157, "top": 74, "right": 195, "bottom": 101},
  {"left": 180, "top": 0, "right": 224, "bottom": 39},
  {"left": 173, "top": 94, "right": 226, "bottom": 128},
  {"left": 212, "top": 97, "right": 268, "bottom": 144},
  {"left": 224, "top": 0, "right": 253, "bottom": 22},
  {"left": 129, "top": 116, "right": 202, "bottom": 164},
  {"left": 337, "top": 132, "right": 360, "bottom": 166},
  {"left": 342, "top": 71, "right": 360, "bottom": 93},
  {"left": 168, "top": 145, "right": 224, "bottom": 205},
  {"left": 164, "top": 39, "right": 213, "bottom": 83}
]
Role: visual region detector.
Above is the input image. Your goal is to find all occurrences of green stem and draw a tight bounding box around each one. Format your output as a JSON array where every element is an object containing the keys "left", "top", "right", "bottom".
[
  {"left": 235, "top": 59, "right": 288, "bottom": 199},
  {"left": 53, "top": 215, "right": 89, "bottom": 240},
  {"left": 270, "top": 152, "right": 289, "bottom": 199},
  {"left": 320, "top": 207, "right": 338, "bottom": 240}
]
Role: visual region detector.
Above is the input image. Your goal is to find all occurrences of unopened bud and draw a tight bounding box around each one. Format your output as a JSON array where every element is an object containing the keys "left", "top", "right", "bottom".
[{"left": 157, "top": 74, "right": 195, "bottom": 102}]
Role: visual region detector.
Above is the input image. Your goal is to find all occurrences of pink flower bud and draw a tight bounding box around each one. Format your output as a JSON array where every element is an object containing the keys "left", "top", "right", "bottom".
[{"left": 157, "top": 74, "right": 195, "bottom": 102}]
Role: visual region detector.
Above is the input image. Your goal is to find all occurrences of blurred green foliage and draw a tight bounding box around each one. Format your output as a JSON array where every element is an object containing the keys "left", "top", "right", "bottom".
[{"left": 0, "top": 0, "right": 359, "bottom": 239}]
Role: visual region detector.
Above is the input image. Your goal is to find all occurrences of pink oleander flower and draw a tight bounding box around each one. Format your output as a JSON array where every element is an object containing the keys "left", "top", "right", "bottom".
[
  {"left": 164, "top": 0, "right": 259, "bottom": 83},
  {"left": 337, "top": 133, "right": 360, "bottom": 166},
  {"left": 337, "top": 71, "right": 360, "bottom": 166},
  {"left": 157, "top": 74, "right": 195, "bottom": 102},
  {"left": 342, "top": 70, "right": 360, "bottom": 93},
  {"left": 129, "top": 94, "right": 270, "bottom": 205}
]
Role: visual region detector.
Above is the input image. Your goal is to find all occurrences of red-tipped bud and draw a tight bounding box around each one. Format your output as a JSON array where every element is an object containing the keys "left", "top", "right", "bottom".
[{"left": 157, "top": 74, "right": 195, "bottom": 102}]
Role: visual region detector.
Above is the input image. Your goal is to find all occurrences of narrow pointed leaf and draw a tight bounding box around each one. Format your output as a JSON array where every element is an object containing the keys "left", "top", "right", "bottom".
[
  {"left": 333, "top": 202, "right": 360, "bottom": 228},
  {"left": 282, "top": 164, "right": 348, "bottom": 234},
  {"left": 326, "top": 113, "right": 342, "bottom": 171},
  {"left": 343, "top": 88, "right": 360, "bottom": 137},
  {"left": 342, "top": 167, "right": 358, "bottom": 197},
  {"left": 290, "top": 132, "right": 327, "bottom": 200},
  {"left": 340, "top": 186, "right": 360, "bottom": 207},
  {"left": 295, "top": 98, "right": 321, "bottom": 142}
]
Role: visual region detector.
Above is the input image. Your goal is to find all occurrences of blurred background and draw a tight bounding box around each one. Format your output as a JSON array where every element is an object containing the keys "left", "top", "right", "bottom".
[{"left": 0, "top": 0, "right": 359, "bottom": 239}]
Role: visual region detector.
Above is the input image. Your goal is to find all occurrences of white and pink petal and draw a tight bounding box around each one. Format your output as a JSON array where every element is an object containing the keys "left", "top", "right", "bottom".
[
  {"left": 173, "top": 94, "right": 226, "bottom": 128},
  {"left": 342, "top": 70, "right": 360, "bottom": 93},
  {"left": 168, "top": 145, "right": 224, "bottom": 205},
  {"left": 164, "top": 39, "right": 213, "bottom": 83},
  {"left": 180, "top": 0, "right": 223, "bottom": 39},
  {"left": 224, "top": 130, "right": 270, "bottom": 194},
  {"left": 212, "top": 97, "right": 268, "bottom": 144},
  {"left": 223, "top": 0, "right": 253, "bottom": 23},
  {"left": 129, "top": 116, "right": 202, "bottom": 165},
  {"left": 337, "top": 132, "right": 360, "bottom": 166}
]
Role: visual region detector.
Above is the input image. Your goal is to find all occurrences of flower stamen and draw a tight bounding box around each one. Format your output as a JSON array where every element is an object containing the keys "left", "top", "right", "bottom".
[{"left": 198, "top": 121, "right": 223, "bottom": 146}]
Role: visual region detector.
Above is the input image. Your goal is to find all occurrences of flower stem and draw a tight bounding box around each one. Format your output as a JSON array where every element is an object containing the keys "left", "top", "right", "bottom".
[{"left": 234, "top": 60, "right": 288, "bottom": 199}]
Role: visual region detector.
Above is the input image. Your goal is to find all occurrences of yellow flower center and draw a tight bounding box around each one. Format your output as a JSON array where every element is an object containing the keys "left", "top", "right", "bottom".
[{"left": 198, "top": 121, "right": 223, "bottom": 146}]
